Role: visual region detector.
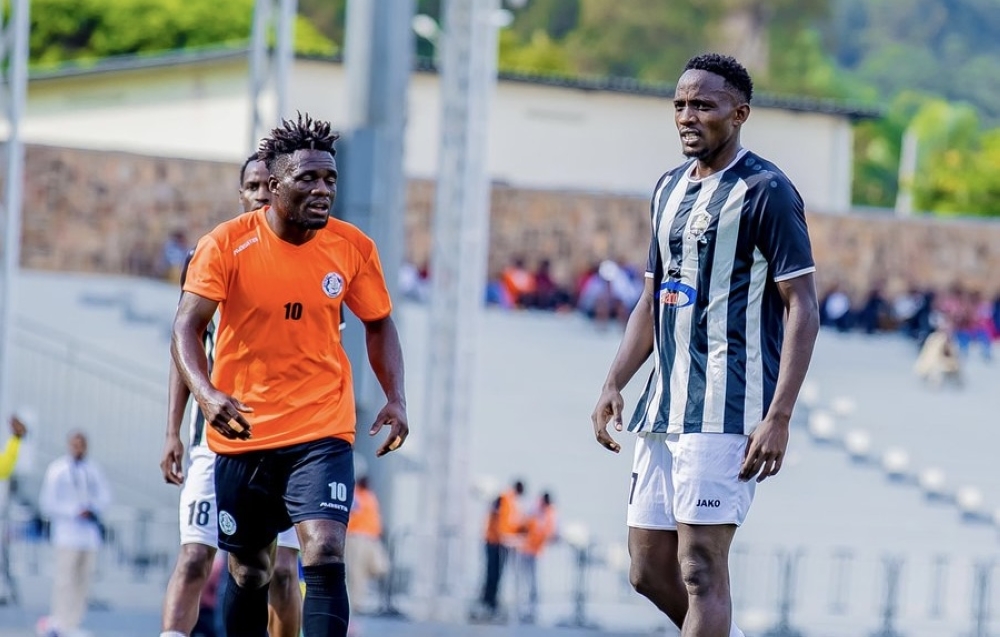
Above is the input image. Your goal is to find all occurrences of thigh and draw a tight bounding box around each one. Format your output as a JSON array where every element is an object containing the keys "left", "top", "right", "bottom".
[
  {"left": 628, "top": 526, "right": 681, "bottom": 578},
  {"left": 667, "top": 433, "right": 756, "bottom": 527},
  {"left": 215, "top": 451, "right": 288, "bottom": 554},
  {"left": 627, "top": 432, "right": 676, "bottom": 530},
  {"left": 179, "top": 452, "right": 219, "bottom": 549},
  {"left": 283, "top": 438, "right": 355, "bottom": 526}
]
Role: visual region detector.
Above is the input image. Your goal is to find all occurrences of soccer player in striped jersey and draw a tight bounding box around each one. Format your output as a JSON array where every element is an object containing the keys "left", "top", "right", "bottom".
[
  {"left": 591, "top": 53, "right": 820, "bottom": 637},
  {"left": 159, "top": 154, "right": 303, "bottom": 637}
]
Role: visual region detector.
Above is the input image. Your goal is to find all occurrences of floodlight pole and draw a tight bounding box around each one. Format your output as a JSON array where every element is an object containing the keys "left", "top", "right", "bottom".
[
  {"left": 247, "top": 0, "right": 296, "bottom": 150},
  {"left": 0, "top": 0, "right": 30, "bottom": 440},
  {"left": 421, "top": 0, "right": 500, "bottom": 619}
]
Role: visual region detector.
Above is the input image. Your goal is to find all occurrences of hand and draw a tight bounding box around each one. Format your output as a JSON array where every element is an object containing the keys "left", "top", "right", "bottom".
[
  {"left": 739, "top": 415, "right": 790, "bottom": 483},
  {"left": 370, "top": 400, "right": 408, "bottom": 457},
  {"left": 9, "top": 416, "right": 26, "bottom": 438},
  {"left": 160, "top": 435, "right": 185, "bottom": 485},
  {"left": 196, "top": 388, "right": 253, "bottom": 440},
  {"left": 591, "top": 385, "right": 623, "bottom": 453}
]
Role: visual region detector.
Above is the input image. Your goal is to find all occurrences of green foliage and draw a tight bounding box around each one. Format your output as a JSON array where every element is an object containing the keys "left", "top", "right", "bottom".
[
  {"left": 498, "top": 29, "right": 573, "bottom": 76},
  {"left": 28, "top": 0, "right": 334, "bottom": 65}
]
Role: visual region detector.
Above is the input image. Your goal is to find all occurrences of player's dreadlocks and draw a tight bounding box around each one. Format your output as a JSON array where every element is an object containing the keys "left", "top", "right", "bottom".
[
  {"left": 257, "top": 111, "right": 340, "bottom": 175},
  {"left": 684, "top": 53, "right": 754, "bottom": 104}
]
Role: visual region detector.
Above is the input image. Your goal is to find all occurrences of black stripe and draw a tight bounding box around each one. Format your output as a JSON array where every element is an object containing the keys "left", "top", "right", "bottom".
[
  {"left": 723, "top": 196, "right": 755, "bottom": 432},
  {"left": 684, "top": 174, "right": 740, "bottom": 430},
  {"left": 192, "top": 324, "right": 216, "bottom": 447},
  {"left": 653, "top": 181, "right": 702, "bottom": 430}
]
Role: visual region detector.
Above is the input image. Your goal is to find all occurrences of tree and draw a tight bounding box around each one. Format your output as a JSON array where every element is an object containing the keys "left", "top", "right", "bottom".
[{"left": 29, "top": 0, "right": 335, "bottom": 65}]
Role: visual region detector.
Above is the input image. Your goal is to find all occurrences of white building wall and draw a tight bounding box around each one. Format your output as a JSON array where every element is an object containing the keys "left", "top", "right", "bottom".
[{"left": 8, "top": 56, "right": 854, "bottom": 211}]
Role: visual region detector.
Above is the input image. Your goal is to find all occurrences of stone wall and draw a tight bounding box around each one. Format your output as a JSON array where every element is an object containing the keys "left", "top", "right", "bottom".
[{"left": 7, "top": 144, "right": 1000, "bottom": 296}]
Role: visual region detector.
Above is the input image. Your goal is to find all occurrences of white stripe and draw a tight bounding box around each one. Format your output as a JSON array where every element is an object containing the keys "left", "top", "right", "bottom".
[
  {"left": 644, "top": 178, "right": 689, "bottom": 429},
  {"left": 701, "top": 180, "right": 748, "bottom": 433},
  {"left": 773, "top": 266, "right": 816, "bottom": 282},
  {"left": 743, "top": 247, "right": 768, "bottom": 434},
  {"left": 667, "top": 178, "right": 722, "bottom": 429}
]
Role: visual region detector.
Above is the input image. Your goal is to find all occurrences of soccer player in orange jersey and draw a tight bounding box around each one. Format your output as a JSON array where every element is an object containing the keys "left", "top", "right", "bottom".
[
  {"left": 159, "top": 154, "right": 304, "bottom": 637},
  {"left": 172, "top": 113, "right": 408, "bottom": 637}
]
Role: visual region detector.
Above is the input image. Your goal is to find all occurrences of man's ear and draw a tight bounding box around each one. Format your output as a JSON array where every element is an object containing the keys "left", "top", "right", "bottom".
[
  {"left": 734, "top": 103, "right": 751, "bottom": 128},
  {"left": 268, "top": 174, "right": 279, "bottom": 195}
]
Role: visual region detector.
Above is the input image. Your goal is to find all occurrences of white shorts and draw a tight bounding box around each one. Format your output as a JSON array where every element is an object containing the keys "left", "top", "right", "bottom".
[
  {"left": 627, "top": 432, "right": 756, "bottom": 529},
  {"left": 179, "top": 451, "right": 300, "bottom": 550}
]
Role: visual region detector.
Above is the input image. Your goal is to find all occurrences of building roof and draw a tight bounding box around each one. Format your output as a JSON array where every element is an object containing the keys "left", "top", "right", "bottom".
[{"left": 28, "top": 46, "right": 882, "bottom": 120}]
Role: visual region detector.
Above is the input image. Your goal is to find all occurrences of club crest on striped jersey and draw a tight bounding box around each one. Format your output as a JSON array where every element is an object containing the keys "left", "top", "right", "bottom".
[
  {"left": 659, "top": 280, "right": 696, "bottom": 308},
  {"left": 322, "top": 272, "right": 344, "bottom": 298}
]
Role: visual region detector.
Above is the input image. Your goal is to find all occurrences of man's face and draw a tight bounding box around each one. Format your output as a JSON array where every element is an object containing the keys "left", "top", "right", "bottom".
[
  {"left": 69, "top": 434, "right": 87, "bottom": 461},
  {"left": 673, "top": 69, "right": 748, "bottom": 162},
  {"left": 269, "top": 149, "right": 337, "bottom": 230},
  {"left": 239, "top": 160, "right": 271, "bottom": 213}
]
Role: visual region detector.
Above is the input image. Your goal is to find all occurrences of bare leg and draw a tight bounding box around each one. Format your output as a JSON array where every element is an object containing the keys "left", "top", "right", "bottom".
[
  {"left": 627, "top": 527, "right": 687, "bottom": 629},
  {"left": 268, "top": 546, "right": 303, "bottom": 637},
  {"left": 162, "top": 543, "right": 217, "bottom": 633},
  {"left": 677, "top": 523, "right": 737, "bottom": 637}
]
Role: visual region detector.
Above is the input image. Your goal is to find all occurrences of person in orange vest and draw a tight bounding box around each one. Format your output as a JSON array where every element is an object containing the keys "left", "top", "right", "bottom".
[
  {"left": 345, "top": 476, "right": 389, "bottom": 615},
  {"left": 478, "top": 480, "right": 525, "bottom": 619},
  {"left": 517, "top": 492, "right": 557, "bottom": 624}
]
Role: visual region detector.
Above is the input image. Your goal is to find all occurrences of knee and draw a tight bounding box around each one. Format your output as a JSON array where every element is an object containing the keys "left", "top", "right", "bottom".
[
  {"left": 176, "top": 545, "right": 214, "bottom": 585},
  {"left": 271, "top": 560, "right": 298, "bottom": 597},
  {"left": 230, "top": 552, "right": 271, "bottom": 589},
  {"left": 629, "top": 560, "right": 659, "bottom": 599},
  {"left": 678, "top": 545, "right": 727, "bottom": 598}
]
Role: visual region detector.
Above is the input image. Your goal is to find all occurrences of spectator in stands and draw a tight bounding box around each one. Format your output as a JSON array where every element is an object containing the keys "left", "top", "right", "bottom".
[
  {"left": 856, "top": 282, "right": 889, "bottom": 334},
  {"left": 398, "top": 260, "right": 429, "bottom": 303},
  {"left": 516, "top": 491, "right": 557, "bottom": 624},
  {"left": 345, "top": 476, "right": 389, "bottom": 614},
  {"left": 577, "top": 260, "right": 637, "bottom": 328},
  {"left": 820, "top": 282, "right": 852, "bottom": 332},
  {"left": 500, "top": 257, "right": 537, "bottom": 309},
  {"left": 526, "top": 259, "right": 573, "bottom": 312},
  {"left": 38, "top": 431, "right": 112, "bottom": 637},
  {"left": 915, "top": 323, "right": 963, "bottom": 388},
  {"left": 160, "top": 230, "right": 190, "bottom": 284},
  {"left": 955, "top": 290, "right": 993, "bottom": 361}
]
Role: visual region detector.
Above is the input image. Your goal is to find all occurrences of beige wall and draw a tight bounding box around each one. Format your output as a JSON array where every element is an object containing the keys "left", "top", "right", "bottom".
[
  {"left": 9, "top": 145, "right": 1000, "bottom": 299},
  {"left": 9, "top": 56, "right": 854, "bottom": 211}
]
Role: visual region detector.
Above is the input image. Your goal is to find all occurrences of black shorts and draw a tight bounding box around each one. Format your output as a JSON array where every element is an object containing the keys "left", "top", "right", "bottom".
[{"left": 214, "top": 437, "right": 355, "bottom": 554}]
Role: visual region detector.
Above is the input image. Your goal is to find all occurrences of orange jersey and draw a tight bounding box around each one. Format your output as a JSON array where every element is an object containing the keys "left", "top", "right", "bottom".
[
  {"left": 347, "top": 487, "right": 382, "bottom": 538},
  {"left": 183, "top": 207, "right": 392, "bottom": 454},
  {"left": 521, "top": 505, "right": 556, "bottom": 556},
  {"left": 497, "top": 489, "right": 523, "bottom": 543}
]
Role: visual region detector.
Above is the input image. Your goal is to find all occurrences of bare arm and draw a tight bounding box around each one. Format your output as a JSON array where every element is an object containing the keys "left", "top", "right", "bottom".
[
  {"left": 739, "top": 273, "right": 820, "bottom": 482},
  {"left": 160, "top": 361, "right": 191, "bottom": 484},
  {"left": 362, "top": 315, "right": 408, "bottom": 457},
  {"left": 590, "top": 277, "right": 656, "bottom": 452},
  {"left": 171, "top": 292, "right": 252, "bottom": 440}
]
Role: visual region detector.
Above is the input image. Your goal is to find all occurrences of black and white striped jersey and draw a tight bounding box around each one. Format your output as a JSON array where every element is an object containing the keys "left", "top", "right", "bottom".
[{"left": 628, "top": 149, "right": 815, "bottom": 436}]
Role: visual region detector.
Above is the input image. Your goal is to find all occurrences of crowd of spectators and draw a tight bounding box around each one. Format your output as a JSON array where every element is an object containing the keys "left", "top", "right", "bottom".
[
  {"left": 820, "top": 282, "right": 995, "bottom": 356},
  {"left": 398, "top": 256, "right": 645, "bottom": 328}
]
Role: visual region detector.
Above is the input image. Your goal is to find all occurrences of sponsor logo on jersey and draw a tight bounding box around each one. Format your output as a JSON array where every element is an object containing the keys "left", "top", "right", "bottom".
[
  {"left": 660, "top": 280, "right": 696, "bottom": 308},
  {"left": 233, "top": 236, "right": 259, "bottom": 255}
]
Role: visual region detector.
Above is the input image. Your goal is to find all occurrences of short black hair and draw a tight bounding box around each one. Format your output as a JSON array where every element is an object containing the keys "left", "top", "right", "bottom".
[
  {"left": 684, "top": 53, "right": 753, "bottom": 103},
  {"left": 257, "top": 111, "right": 340, "bottom": 175},
  {"left": 239, "top": 153, "right": 261, "bottom": 185}
]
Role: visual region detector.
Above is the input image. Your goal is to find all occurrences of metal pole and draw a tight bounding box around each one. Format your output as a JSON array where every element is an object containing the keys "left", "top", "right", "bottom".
[
  {"left": 338, "top": 0, "right": 414, "bottom": 541},
  {"left": 0, "top": 0, "right": 30, "bottom": 439},
  {"left": 421, "top": 0, "right": 499, "bottom": 620},
  {"left": 247, "top": 0, "right": 272, "bottom": 149},
  {"left": 274, "top": 0, "right": 297, "bottom": 122}
]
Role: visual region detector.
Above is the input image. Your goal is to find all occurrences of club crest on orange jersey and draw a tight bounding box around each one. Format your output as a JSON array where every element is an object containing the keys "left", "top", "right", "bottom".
[
  {"left": 322, "top": 272, "right": 344, "bottom": 298},
  {"left": 659, "top": 281, "right": 696, "bottom": 308}
]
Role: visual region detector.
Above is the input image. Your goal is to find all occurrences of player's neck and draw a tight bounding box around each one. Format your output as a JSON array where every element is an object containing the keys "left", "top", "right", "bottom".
[
  {"left": 692, "top": 142, "right": 743, "bottom": 180},
  {"left": 265, "top": 206, "right": 318, "bottom": 245}
]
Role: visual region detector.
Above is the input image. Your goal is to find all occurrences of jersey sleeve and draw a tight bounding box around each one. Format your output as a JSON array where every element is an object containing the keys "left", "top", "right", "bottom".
[
  {"left": 183, "top": 234, "right": 229, "bottom": 302},
  {"left": 753, "top": 177, "right": 816, "bottom": 282},
  {"left": 345, "top": 242, "right": 392, "bottom": 321}
]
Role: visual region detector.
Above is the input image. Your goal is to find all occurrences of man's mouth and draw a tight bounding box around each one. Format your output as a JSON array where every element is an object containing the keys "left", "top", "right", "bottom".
[
  {"left": 307, "top": 200, "right": 331, "bottom": 212},
  {"left": 680, "top": 131, "right": 701, "bottom": 143}
]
